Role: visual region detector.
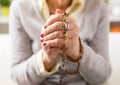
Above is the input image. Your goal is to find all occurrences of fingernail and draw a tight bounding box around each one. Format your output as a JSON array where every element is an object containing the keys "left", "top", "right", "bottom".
[
  {"left": 44, "top": 25, "right": 47, "bottom": 29},
  {"left": 43, "top": 43, "right": 47, "bottom": 46},
  {"left": 40, "top": 39, "right": 44, "bottom": 42},
  {"left": 40, "top": 34, "right": 44, "bottom": 38}
]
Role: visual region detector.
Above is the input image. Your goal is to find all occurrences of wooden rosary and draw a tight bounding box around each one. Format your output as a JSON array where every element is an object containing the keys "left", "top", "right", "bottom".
[{"left": 61, "top": 13, "right": 84, "bottom": 75}]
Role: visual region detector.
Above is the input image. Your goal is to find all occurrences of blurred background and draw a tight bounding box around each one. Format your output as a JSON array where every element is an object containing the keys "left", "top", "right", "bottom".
[{"left": 0, "top": 0, "right": 120, "bottom": 85}]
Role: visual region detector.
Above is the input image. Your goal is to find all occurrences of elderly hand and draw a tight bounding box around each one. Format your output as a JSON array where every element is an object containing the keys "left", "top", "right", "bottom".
[{"left": 40, "top": 9, "right": 81, "bottom": 71}]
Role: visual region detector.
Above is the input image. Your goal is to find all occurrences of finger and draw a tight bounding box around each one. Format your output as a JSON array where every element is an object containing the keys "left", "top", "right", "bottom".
[
  {"left": 41, "top": 30, "right": 73, "bottom": 43},
  {"left": 55, "top": 9, "right": 63, "bottom": 14},
  {"left": 42, "top": 38, "right": 64, "bottom": 48},
  {"left": 44, "top": 14, "right": 64, "bottom": 27},
  {"left": 68, "top": 30, "right": 78, "bottom": 38},
  {"left": 44, "top": 30, "right": 64, "bottom": 41},
  {"left": 43, "top": 21, "right": 65, "bottom": 36}
]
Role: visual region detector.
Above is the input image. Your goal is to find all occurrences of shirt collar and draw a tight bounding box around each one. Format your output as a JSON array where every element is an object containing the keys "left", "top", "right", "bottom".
[{"left": 36, "top": 0, "right": 86, "bottom": 21}]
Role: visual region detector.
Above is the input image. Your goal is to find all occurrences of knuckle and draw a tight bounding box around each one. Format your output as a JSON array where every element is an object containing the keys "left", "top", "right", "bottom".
[
  {"left": 44, "top": 36, "right": 48, "bottom": 41},
  {"left": 55, "top": 22, "right": 61, "bottom": 29},
  {"left": 56, "top": 39, "right": 60, "bottom": 44},
  {"left": 57, "top": 14, "right": 63, "bottom": 19},
  {"left": 54, "top": 16, "right": 59, "bottom": 21},
  {"left": 46, "top": 29, "right": 49, "bottom": 34},
  {"left": 46, "top": 42, "right": 51, "bottom": 47},
  {"left": 59, "top": 22, "right": 63, "bottom": 27},
  {"left": 54, "top": 14, "right": 63, "bottom": 22},
  {"left": 56, "top": 39, "right": 63, "bottom": 45},
  {"left": 56, "top": 39, "right": 61, "bottom": 44},
  {"left": 55, "top": 31, "right": 60, "bottom": 37},
  {"left": 44, "top": 30, "right": 48, "bottom": 36}
]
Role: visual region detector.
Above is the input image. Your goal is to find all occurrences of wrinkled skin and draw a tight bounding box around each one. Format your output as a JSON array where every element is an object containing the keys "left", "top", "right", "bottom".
[{"left": 40, "top": 9, "right": 80, "bottom": 71}]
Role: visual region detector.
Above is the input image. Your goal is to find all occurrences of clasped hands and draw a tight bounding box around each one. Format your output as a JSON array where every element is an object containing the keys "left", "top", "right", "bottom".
[{"left": 40, "top": 9, "right": 81, "bottom": 71}]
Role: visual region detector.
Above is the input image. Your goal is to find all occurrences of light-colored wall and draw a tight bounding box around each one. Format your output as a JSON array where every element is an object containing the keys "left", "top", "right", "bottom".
[
  {"left": 110, "top": 0, "right": 120, "bottom": 6},
  {"left": 0, "top": 35, "right": 17, "bottom": 85},
  {"left": 107, "top": 33, "right": 120, "bottom": 85},
  {"left": 109, "top": 0, "right": 120, "bottom": 17}
]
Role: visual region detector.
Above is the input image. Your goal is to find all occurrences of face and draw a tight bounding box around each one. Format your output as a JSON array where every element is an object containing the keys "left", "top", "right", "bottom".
[
  {"left": 57, "top": 0, "right": 72, "bottom": 7},
  {"left": 49, "top": 0, "right": 72, "bottom": 8}
]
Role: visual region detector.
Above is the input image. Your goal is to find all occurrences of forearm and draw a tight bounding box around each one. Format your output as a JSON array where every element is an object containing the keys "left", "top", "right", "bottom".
[
  {"left": 11, "top": 50, "right": 45, "bottom": 85},
  {"left": 64, "top": 41, "right": 111, "bottom": 84},
  {"left": 79, "top": 42, "right": 111, "bottom": 84},
  {"left": 71, "top": 2, "right": 111, "bottom": 84}
]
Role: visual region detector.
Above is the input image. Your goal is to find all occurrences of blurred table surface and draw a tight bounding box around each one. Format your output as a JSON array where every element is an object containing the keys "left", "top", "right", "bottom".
[{"left": 0, "top": 33, "right": 120, "bottom": 85}]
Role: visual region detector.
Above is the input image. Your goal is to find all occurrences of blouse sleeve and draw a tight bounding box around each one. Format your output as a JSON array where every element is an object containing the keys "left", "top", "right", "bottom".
[
  {"left": 9, "top": 2, "right": 57, "bottom": 85},
  {"left": 64, "top": 2, "right": 112, "bottom": 85}
]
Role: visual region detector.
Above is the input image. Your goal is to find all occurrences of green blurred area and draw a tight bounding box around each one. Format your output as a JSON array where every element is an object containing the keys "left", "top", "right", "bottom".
[
  {"left": 0, "top": 0, "right": 10, "bottom": 16},
  {"left": 105, "top": 0, "right": 109, "bottom": 3},
  {"left": 0, "top": 0, "right": 10, "bottom": 6}
]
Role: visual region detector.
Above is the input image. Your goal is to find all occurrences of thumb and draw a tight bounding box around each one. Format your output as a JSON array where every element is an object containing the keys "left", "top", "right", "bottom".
[{"left": 55, "top": 9, "right": 63, "bottom": 14}]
